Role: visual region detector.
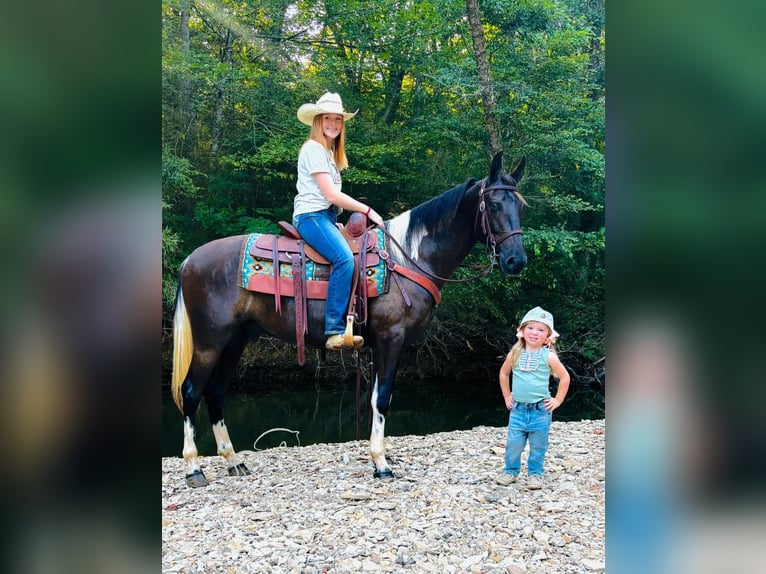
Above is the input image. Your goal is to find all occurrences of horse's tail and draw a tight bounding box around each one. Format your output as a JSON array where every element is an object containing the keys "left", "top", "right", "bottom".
[{"left": 171, "top": 259, "right": 193, "bottom": 413}]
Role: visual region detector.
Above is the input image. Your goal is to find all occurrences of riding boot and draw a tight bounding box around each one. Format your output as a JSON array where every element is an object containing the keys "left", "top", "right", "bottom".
[{"left": 326, "top": 334, "right": 364, "bottom": 350}]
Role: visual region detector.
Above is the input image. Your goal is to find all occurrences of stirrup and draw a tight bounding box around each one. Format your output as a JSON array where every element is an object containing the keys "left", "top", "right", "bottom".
[{"left": 326, "top": 334, "right": 364, "bottom": 350}]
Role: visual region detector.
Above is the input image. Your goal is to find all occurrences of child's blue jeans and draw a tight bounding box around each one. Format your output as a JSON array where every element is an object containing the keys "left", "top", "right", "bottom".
[
  {"left": 504, "top": 400, "right": 552, "bottom": 476},
  {"left": 293, "top": 208, "right": 354, "bottom": 335}
]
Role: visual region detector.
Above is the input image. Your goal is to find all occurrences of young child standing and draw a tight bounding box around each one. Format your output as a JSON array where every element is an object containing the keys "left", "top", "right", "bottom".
[{"left": 497, "top": 306, "right": 570, "bottom": 489}]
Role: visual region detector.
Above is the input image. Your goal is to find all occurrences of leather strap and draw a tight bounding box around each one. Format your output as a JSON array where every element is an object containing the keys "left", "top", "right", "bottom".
[
  {"left": 272, "top": 236, "right": 281, "bottom": 314},
  {"left": 391, "top": 263, "right": 442, "bottom": 305},
  {"left": 299, "top": 241, "right": 308, "bottom": 335},
  {"left": 292, "top": 253, "right": 306, "bottom": 366},
  {"left": 357, "top": 230, "right": 371, "bottom": 323},
  {"left": 391, "top": 271, "right": 411, "bottom": 307}
]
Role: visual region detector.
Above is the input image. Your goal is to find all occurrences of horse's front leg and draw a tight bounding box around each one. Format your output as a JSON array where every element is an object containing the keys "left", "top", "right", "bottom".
[
  {"left": 369, "top": 379, "right": 394, "bottom": 478},
  {"left": 369, "top": 344, "right": 403, "bottom": 479}
]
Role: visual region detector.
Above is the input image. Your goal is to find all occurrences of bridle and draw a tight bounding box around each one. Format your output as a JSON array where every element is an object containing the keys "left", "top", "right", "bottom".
[
  {"left": 377, "top": 176, "right": 524, "bottom": 285},
  {"left": 475, "top": 177, "right": 524, "bottom": 260}
]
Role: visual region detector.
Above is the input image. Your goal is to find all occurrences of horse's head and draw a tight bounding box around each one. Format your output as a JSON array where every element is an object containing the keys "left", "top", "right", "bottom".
[{"left": 477, "top": 151, "right": 527, "bottom": 275}]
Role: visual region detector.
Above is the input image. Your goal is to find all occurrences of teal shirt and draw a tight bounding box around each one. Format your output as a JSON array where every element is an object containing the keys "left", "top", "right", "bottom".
[{"left": 512, "top": 346, "right": 551, "bottom": 403}]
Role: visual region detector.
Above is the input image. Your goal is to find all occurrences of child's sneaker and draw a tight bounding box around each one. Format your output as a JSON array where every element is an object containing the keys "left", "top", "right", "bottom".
[
  {"left": 495, "top": 473, "right": 518, "bottom": 486},
  {"left": 527, "top": 474, "right": 543, "bottom": 490}
]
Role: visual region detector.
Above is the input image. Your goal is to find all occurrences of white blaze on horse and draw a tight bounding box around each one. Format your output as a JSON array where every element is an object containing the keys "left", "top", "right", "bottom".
[{"left": 171, "top": 152, "right": 527, "bottom": 487}]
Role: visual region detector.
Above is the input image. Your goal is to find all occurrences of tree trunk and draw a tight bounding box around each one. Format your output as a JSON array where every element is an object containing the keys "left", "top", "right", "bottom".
[
  {"left": 178, "top": 0, "right": 191, "bottom": 156},
  {"left": 210, "top": 29, "right": 234, "bottom": 161},
  {"left": 180, "top": 0, "right": 190, "bottom": 52},
  {"left": 465, "top": 0, "right": 502, "bottom": 157},
  {"left": 412, "top": 75, "right": 424, "bottom": 119},
  {"left": 381, "top": 68, "right": 405, "bottom": 124},
  {"left": 264, "top": 0, "right": 292, "bottom": 61}
]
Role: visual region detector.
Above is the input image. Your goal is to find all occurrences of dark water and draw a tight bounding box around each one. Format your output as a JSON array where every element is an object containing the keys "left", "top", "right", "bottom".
[{"left": 162, "top": 374, "right": 604, "bottom": 457}]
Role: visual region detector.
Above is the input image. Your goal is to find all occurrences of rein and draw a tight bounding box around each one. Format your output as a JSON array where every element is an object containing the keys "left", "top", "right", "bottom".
[{"left": 376, "top": 178, "right": 523, "bottom": 286}]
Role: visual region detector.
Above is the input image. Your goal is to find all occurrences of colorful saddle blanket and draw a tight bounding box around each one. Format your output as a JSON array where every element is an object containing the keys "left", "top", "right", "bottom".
[{"left": 240, "top": 229, "right": 389, "bottom": 299}]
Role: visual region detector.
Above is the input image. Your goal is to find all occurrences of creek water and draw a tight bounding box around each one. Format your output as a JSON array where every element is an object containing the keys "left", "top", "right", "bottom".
[{"left": 161, "top": 370, "right": 604, "bottom": 457}]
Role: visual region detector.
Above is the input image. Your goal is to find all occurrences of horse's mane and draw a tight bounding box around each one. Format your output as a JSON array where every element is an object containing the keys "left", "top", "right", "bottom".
[
  {"left": 407, "top": 179, "right": 474, "bottom": 238},
  {"left": 385, "top": 178, "right": 479, "bottom": 261}
]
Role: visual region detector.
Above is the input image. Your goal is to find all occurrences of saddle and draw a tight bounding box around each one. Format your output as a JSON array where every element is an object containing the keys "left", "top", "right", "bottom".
[
  {"left": 241, "top": 211, "right": 442, "bottom": 365},
  {"left": 244, "top": 211, "right": 384, "bottom": 365},
  {"left": 246, "top": 213, "right": 383, "bottom": 299}
]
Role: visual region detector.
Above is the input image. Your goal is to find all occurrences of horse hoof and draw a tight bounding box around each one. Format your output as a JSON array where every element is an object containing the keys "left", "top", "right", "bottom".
[
  {"left": 228, "top": 463, "right": 251, "bottom": 477},
  {"left": 185, "top": 470, "right": 209, "bottom": 488},
  {"left": 373, "top": 468, "right": 395, "bottom": 480}
]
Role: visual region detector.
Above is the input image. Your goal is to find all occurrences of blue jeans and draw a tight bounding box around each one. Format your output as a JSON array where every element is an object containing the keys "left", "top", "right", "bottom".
[
  {"left": 504, "top": 400, "right": 552, "bottom": 476},
  {"left": 293, "top": 208, "right": 354, "bottom": 335}
]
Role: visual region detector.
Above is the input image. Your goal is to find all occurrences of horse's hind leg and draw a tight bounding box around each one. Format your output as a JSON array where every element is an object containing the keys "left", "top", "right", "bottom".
[
  {"left": 180, "top": 356, "right": 218, "bottom": 488},
  {"left": 205, "top": 333, "right": 252, "bottom": 478}
]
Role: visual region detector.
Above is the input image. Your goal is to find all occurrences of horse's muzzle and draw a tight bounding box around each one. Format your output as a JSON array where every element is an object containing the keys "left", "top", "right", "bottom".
[{"left": 500, "top": 253, "right": 527, "bottom": 275}]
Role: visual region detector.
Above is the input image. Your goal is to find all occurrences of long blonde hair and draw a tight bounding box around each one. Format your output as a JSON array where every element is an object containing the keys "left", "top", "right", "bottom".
[
  {"left": 508, "top": 322, "right": 556, "bottom": 367},
  {"left": 307, "top": 115, "right": 349, "bottom": 170}
]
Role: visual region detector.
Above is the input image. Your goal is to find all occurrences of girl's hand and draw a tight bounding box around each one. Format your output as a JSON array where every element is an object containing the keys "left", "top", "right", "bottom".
[
  {"left": 504, "top": 394, "right": 513, "bottom": 411},
  {"left": 544, "top": 397, "right": 561, "bottom": 412},
  {"left": 367, "top": 208, "right": 384, "bottom": 227}
]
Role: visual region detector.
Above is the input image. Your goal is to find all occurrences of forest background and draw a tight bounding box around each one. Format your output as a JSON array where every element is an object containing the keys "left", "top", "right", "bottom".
[{"left": 161, "top": 0, "right": 605, "bottom": 388}]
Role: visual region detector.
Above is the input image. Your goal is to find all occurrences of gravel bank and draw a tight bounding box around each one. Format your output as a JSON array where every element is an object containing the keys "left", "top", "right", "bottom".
[{"left": 162, "top": 420, "right": 605, "bottom": 573}]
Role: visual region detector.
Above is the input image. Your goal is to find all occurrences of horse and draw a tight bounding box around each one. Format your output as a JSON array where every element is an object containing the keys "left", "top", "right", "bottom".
[{"left": 171, "top": 151, "right": 527, "bottom": 487}]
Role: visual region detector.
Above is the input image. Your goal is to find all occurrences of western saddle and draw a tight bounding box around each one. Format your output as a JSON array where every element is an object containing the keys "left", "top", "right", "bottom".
[{"left": 246, "top": 211, "right": 441, "bottom": 365}]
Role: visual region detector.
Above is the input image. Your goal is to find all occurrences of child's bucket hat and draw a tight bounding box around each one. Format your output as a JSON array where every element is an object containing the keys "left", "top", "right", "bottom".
[{"left": 519, "top": 306, "right": 560, "bottom": 342}]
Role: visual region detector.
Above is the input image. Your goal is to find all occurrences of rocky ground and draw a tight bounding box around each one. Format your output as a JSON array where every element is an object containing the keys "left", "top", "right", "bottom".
[{"left": 162, "top": 420, "right": 605, "bottom": 573}]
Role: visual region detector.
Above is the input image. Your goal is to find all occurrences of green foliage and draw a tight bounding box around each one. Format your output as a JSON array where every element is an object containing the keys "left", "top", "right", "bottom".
[
  {"left": 162, "top": 146, "right": 199, "bottom": 199},
  {"left": 162, "top": 147, "right": 203, "bottom": 313},
  {"left": 162, "top": 194, "right": 183, "bottom": 313},
  {"left": 194, "top": 199, "right": 279, "bottom": 238},
  {"left": 161, "top": 225, "right": 181, "bottom": 311}
]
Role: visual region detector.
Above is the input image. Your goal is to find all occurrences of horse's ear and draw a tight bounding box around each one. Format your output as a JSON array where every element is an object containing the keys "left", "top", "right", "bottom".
[
  {"left": 490, "top": 151, "right": 504, "bottom": 180},
  {"left": 510, "top": 156, "right": 526, "bottom": 183}
]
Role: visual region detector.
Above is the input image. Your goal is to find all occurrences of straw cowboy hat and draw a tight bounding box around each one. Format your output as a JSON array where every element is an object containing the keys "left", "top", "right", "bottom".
[{"left": 297, "top": 92, "right": 358, "bottom": 126}]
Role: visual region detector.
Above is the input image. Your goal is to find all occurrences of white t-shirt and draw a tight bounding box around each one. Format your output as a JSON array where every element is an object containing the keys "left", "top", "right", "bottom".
[{"left": 294, "top": 140, "right": 342, "bottom": 216}]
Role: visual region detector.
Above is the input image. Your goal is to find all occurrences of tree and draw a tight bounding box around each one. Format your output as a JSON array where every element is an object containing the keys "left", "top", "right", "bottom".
[{"left": 465, "top": 0, "right": 501, "bottom": 156}]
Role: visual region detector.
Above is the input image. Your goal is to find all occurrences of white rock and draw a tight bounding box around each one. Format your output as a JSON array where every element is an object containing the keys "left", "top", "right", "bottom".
[
  {"left": 340, "top": 489, "right": 370, "bottom": 500},
  {"left": 459, "top": 553, "right": 486, "bottom": 569},
  {"left": 582, "top": 558, "right": 606, "bottom": 571}
]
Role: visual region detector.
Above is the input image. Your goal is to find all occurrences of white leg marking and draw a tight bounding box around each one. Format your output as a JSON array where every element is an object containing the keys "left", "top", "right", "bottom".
[
  {"left": 212, "top": 420, "right": 243, "bottom": 468},
  {"left": 182, "top": 417, "right": 201, "bottom": 475},
  {"left": 387, "top": 211, "right": 428, "bottom": 262},
  {"left": 369, "top": 377, "right": 390, "bottom": 471}
]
